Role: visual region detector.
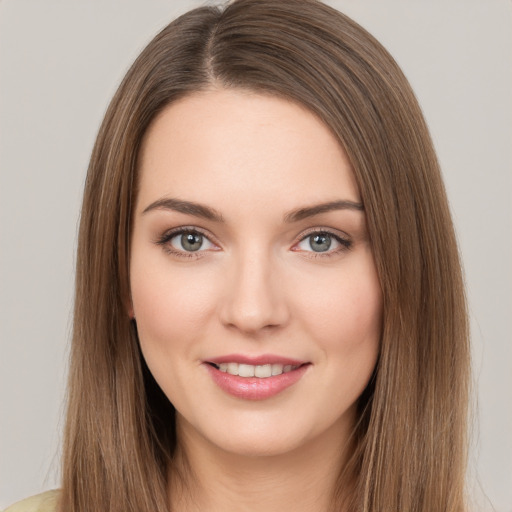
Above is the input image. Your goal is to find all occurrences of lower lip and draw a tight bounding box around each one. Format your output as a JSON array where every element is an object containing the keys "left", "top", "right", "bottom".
[{"left": 205, "top": 364, "right": 310, "bottom": 400}]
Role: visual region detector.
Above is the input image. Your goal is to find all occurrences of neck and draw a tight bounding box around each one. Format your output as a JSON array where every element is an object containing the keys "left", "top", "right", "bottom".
[{"left": 168, "top": 416, "right": 355, "bottom": 512}]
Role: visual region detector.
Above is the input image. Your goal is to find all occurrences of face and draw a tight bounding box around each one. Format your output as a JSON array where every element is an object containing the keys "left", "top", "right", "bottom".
[{"left": 130, "top": 89, "right": 382, "bottom": 458}]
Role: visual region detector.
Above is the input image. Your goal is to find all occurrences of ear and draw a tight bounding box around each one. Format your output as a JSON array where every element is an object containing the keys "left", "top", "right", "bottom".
[
  {"left": 122, "top": 269, "right": 134, "bottom": 319},
  {"left": 127, "top": 297, "right": 135, "bottom": 319},
  {"left": 124, "top": 292, "right": 135, "bottom": 319}
]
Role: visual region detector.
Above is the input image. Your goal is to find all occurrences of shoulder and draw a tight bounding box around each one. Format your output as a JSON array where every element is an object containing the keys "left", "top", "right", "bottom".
[{"left": 3, "top": 491, "right": 59, "bottom": 512}]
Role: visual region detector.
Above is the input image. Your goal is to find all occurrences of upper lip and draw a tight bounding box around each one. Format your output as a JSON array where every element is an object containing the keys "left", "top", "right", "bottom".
[{"left": 205, "top": 354, "right": 308, "bottom": 366}]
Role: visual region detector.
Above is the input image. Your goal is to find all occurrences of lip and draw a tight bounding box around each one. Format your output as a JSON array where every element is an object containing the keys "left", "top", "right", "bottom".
[
  {"left": 206, "top": 354, "right": 306, "bottom": 366},
  {"left": 203, "top": 355, "right": 310, "bottom": 400}
]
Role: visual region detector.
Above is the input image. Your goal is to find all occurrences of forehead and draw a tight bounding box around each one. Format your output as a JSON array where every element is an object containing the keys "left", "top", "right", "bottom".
[{"left": 136, "top": 88, "right": 360, "bottom": 214}]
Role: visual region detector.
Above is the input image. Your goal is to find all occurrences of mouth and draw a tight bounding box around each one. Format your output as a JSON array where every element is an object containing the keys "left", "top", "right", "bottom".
[
  {"left": 207, "top": 362, "right": 302, "bottom": 378},
  {"left": 203, "top": 356, "right": 311, "bottom": 400}
]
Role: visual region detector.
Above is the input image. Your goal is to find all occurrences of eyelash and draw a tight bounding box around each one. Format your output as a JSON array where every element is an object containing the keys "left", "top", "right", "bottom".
[
  {"left": 293, "top": 227, "right": 352, "bottom": 259},
  {"left": 155, "top": 226, "right": 215, "bottom": 259},
  {"left": 154, "top": 226, "right": 352, "bottom": 259}
]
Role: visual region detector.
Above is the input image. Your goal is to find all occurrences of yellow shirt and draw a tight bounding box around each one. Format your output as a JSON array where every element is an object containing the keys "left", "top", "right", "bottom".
[{"left": 3, "top": 491, "right": 59, "bottom": 512}]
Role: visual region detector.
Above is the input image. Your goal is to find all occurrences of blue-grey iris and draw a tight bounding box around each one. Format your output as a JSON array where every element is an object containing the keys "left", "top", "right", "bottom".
[
  {"left": 310, "top": 233, "right": 331, "bottom": 252},
  {"left": 182, "top": 233, "right": 202, "bottom": 251}
]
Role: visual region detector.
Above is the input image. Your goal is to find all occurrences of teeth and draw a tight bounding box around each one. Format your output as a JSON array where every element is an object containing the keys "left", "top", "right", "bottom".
[
  {"left": 254, "top": 364, "right": 272, "bottom": 378},
  {"left": 227, "top": 362, "right": 238, "bottom": 375},
  {"left": 238, "top": 364, "right": 255, "bottom": 377},
  {"left": 271, "top": 364, "right": 283, "bottom": 375},
  {"left": 215, "top": 362, "right": 299, "bottom": 378}
]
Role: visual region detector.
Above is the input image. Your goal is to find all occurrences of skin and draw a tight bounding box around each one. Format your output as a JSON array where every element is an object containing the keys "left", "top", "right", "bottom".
[{"left": 130, "top": 88, "right": 382, "bottom": 512}]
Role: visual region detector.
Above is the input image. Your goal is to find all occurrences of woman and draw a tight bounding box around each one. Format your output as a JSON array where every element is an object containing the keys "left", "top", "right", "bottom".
[{"left": 6, "top": 0, "right": 470, "bottom": 511}]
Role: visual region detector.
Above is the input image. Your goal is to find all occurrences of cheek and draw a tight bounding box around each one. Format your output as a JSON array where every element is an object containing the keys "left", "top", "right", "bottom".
[
  {"left": 295, "top": 254, "right": 382, "bottom": 358},
  {"left": 130, "top": 262, "right": 219, "bottom": 357},
  {"left": 130, "top": 261, "right": 223, "bottom": 407}
]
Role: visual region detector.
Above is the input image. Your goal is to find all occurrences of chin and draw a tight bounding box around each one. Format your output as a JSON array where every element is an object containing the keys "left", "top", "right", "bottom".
[
  {"left": 208, "top": 431, "right": 309, "bottom": 459},
  {"left": 177, "top": 405, "right": 353, "bottom": 461}
]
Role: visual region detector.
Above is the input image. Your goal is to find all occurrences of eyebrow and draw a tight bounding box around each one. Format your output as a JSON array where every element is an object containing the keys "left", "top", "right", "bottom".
[
  {"left": 142, "top": 197, "right": 363, "bottom": 223},
  {"left": 283, "top": 200, "right": 364, "bottom": 222},
  {"left": 142, "top": 197, "right": 225, "bottom": 222}
]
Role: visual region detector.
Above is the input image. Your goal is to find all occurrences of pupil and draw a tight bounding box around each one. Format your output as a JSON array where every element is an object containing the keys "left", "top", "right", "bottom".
[
  {"left": 182, "top": 233, "right": 202, "bottom": 251},
  {"left": 311, "top": 233, "right": 331, "bottom": 252}
]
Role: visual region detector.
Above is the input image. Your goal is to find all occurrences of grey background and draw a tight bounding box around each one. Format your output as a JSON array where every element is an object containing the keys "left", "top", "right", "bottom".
[{"left": 1, "top": 1, "right": 510, "bottom": 510}]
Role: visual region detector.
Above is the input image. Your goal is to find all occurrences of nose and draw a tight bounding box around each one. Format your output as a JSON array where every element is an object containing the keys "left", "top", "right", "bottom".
[{"left": 218, "top": 248, "right": 290, "bottom": 335}]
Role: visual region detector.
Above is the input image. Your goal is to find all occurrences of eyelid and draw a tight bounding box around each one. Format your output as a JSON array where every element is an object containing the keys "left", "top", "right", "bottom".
[
  {"left": 154, "top": 225, "right": 221, "bottom": 257},
  {"left": 154, "top": 225, "right": 352, "bottom": 259},
  {"left": 291, "top": 226, "right": 352, "bottom": 255}
]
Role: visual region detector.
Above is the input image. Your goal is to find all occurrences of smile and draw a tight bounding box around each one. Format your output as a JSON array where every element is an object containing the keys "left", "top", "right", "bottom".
[
  {"left": 212, "top": 362, "right": 300, "bottom": 378},
  {"left": 204, "top": 356, "right": 310, "bottom": 400}
]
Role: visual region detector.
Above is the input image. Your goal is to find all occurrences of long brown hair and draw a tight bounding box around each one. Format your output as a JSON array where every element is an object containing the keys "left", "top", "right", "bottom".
[{"left": 60, "top": 1, "right": 470, "bottom": 510}]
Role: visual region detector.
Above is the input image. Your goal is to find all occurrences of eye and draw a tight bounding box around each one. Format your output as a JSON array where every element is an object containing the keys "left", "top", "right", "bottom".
[
  {"left": 170, "top": 231, "right": 214, "bottom": 252},
  {"left": 294, "top": 230, "right": 351, "bottom": 255},
  {"left": 156, "top": 228, "right": 217, "bottom": 256}
]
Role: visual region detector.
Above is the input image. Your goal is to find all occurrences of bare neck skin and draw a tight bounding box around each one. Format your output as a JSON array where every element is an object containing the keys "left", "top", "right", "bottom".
[{"left": 168, "top": 410, "right": 354, "bottom": 512}]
